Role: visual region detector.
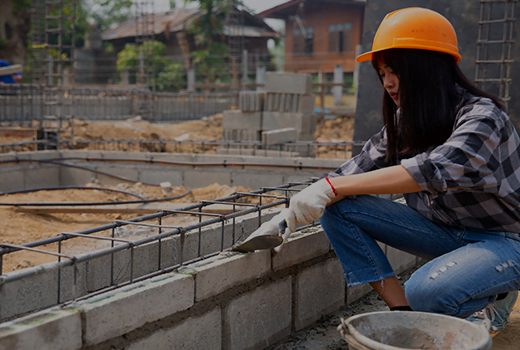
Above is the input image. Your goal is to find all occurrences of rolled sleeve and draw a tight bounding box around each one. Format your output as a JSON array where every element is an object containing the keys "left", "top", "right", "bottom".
[{"left": 401, "top": 109, "right": 503, "bottom": 196}]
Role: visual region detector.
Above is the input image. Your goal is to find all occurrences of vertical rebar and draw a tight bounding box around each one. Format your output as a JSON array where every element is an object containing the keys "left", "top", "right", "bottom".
[
  {"left": 158, "top": 216, "right": 162, "bottom": 270},
  {"left": 57, "top": 240, "right": 62, "bottom": 303},
  {"left": 110, "top": 227, "right": 115, "bottom": 285}
]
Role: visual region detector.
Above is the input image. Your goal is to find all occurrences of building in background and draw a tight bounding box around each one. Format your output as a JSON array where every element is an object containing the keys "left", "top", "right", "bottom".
[
  {"left": 102, "top": 7, "right": 279, "bottom": 64},
  {"left": 259, "top": 0, "right": 365, "bottom": 77}
]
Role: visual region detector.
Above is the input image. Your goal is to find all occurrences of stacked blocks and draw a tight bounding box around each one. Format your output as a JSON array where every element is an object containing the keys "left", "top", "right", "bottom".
[{"left": 222, "top": 72, "right": 317, "bottom": 156}]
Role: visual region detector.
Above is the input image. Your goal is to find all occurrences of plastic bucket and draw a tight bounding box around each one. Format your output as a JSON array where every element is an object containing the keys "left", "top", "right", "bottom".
[{"left": 338, "top": 311, "right": 492, "bottom": 350}]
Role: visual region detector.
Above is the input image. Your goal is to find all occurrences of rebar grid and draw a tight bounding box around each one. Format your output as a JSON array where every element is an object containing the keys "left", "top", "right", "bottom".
[
  {"left": 0, "top": 180, "right": 317, "bottom": 307},
  {"left": 475, "top": 0, "right": 518, "bottom": 111}
]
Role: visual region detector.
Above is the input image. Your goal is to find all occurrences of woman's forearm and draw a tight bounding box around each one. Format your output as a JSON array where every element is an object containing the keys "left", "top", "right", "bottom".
[{"left": 328, "top": 165, "right": 422, "bottom": 198}]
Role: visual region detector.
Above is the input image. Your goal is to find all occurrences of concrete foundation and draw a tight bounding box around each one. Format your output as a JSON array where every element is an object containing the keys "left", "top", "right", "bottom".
[{"left": 0, "top": 150, "right": 343, "bottom": 192}]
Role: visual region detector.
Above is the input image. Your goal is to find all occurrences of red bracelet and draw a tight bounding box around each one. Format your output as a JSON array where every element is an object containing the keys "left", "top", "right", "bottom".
[{"left": 325, "top": 177, "right": 338, "bottom": 197}]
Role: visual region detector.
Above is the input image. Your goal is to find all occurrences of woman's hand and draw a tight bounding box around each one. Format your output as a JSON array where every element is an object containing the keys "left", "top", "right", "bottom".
[{"left": 285, "top": 179, "right": 337, "bottom": 232}]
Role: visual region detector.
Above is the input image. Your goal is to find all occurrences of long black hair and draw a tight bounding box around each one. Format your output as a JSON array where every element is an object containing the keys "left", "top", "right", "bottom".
[{"left": 371, "top": 49, "right": 503, "bottom": 164}]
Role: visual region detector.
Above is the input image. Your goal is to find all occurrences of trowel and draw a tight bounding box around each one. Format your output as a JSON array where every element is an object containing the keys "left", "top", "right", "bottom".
[{"left": 231, "top": 219, "right": 288, "bottom": 253}]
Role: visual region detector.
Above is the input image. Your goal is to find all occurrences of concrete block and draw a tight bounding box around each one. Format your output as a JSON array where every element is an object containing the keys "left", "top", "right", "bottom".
[
  {"left": 184, "top": 169, "right": 231, "bottom": 188},
  {"left": 0, "top": 264, "right": 59, "bottom": 320},
  {"left": 347, "top": 283, "right": 373, "bottom": 305},
  {"left": 265, "top": 93, "right": 272, "bottom": 111},
  {"left": 386, "top": 246, "right": 417, "bottom": 274},
  {"left": 272, "top": 229, "right": 330, "bottom": 271},
  {"left": 292, "top": 94, "right": 299, "bottom": 112},
  {"left": 106, "top": 241, "right": 162, "bottom": 284},
  {"left": 181, "top": 249, "right": 270, "bottom": 301},
  {"left": 127, "top": 308, "right": 221, "bottom": 350},
  {"left": 279, "top": 93, "right": 286, "bottom": 112},
  {"left": 222, "top": 129, "right": 261, "bottom": 142},
  {"left": 57, "top": 261, "right": 89, "bottom": 302},
  {"left": 262, "top": 112, "right": 317, "bottom": 135},
  {"left": 177, "top": 212, "right": 268, "bottom": 263},
  {"left": 265, "top": 72, "right": 313, "bottom": 94},
  {"left": 262, "top": 128, "right": 297, "bottom": 146},
  {"left": 223, "top": 110, "right": 262, "bottom": 131},
  {"left": 0, "top": 308, "right": 82, "bottom": 350},
  {"left": 81, "top": 272, "right": 194, "bottom": 346},
  {"left": 239, "top": 91, "right": 264, "bottom": 112},
  {"left": 298, "top": 94, "right": 316, "bottom": 114},
  {"left": 294, "top": 258, "right": 345, "bottom": 330},
  {"left": 223, "top": 277, "right": 292, "bottom": 350}
]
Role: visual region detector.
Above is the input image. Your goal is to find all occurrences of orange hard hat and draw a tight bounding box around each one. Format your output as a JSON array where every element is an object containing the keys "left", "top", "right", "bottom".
[{"left": 356, "top": 7, "right": 461, "bottom": 63}]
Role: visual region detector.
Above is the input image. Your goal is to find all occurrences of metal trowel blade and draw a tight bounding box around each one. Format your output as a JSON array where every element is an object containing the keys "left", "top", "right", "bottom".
[{"left": 231, "top": 235, "right": 283, "bottom": 253}]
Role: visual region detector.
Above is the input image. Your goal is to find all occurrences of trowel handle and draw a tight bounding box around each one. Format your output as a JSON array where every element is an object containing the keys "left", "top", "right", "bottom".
[
  {"left": 278, "top": 217, "right": 298, "bottom": 234},
  {"left": 278, "top": 219, "right": 288, "bottom": 234}
]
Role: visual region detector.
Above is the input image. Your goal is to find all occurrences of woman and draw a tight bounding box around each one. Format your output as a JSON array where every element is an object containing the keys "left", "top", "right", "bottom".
[{"left": 256, "top": 7, "right": 520, "bottom": 332}]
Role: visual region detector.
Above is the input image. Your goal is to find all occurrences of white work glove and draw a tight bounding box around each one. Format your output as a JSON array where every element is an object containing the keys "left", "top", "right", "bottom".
[
  {"left": 285, "top": 178, "right": 337, "bottom": 233},
  {"left": 244, "top": 208, "right": 290, "bottom": 241}
]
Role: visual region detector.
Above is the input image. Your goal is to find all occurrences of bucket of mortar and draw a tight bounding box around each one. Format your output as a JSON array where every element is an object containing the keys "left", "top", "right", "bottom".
[{"left": 337, "top": 311, "right": 491, "bottom": 350}]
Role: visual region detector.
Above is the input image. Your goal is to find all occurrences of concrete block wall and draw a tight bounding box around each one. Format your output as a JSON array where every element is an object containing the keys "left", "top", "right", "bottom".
[{"left": 0, "top": 219, "right": 420, "bottom": 350}]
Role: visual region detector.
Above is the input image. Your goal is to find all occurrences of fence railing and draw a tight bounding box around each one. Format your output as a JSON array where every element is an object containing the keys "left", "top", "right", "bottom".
[{"left": 0, "top": 84, "right": 238, "bottom": 124}]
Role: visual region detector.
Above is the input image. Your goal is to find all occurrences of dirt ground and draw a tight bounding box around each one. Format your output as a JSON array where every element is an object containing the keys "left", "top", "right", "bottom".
[{"left": 0, "top": 113, "right": 356, "bottom": 158}]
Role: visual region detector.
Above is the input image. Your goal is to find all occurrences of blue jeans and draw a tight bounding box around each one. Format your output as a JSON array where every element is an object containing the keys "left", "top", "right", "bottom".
[{"left": 319, "top": 195, "right": 520, "bottom": 317}]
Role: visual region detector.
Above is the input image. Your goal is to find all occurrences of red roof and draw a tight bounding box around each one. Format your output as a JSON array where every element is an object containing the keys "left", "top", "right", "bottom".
[{"left": 258, "top": 0, "right": 366, "bottom": 19}]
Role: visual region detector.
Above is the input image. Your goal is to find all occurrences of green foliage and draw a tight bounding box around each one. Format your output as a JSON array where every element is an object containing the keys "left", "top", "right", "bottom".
[
  {"left": 116, "top": 43, "right": 137, "bottom": 72},
  {"left": 103, "top": 42, "right": 114, "bottom": 53},
  {"left": 157, "top": 62, "right": 185, "bottom": 92},
  {"left": 89, "top": 0, "right": 133, "bottom": 32},
  {"left": 13, "top": 0, "right": 32, "bottom": 12},
  {"left": 116, "top": 41, "right": 169, "bottom": 72},
  {"left": 41, "top": 0, "right": 88, "bottom": 49},
  {"left": 192, "top": 41, "right": 229, "bottom": 83},
  {"left": 269, "top": 44, "right": 284, "bottom": 72},
  {"left": 184, "top": 0, "right": 240, "bottom": 47}
]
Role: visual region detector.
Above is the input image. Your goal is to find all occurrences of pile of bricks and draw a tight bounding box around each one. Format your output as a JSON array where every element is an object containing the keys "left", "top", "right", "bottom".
[{"left": 222, "top": 72, "right": 317, "bottom": 156}]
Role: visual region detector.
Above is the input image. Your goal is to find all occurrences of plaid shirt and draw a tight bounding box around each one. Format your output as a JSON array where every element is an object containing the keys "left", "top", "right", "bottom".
[{"left": 324, "top": 88, "right": 520, "bottom": 234}]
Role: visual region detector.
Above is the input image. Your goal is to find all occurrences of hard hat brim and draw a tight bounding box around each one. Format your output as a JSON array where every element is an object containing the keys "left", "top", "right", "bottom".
[
  {"left": 355, "top": 47, "right": 462, "bottom": 63},
  {"left": 356, "top": 51, "right": 373, "bottom": 63}
]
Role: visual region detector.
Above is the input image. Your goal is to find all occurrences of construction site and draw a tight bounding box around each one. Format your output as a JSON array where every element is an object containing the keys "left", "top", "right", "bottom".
[{"left": 0, "top": 0, "right": 520, "bottom": 349}]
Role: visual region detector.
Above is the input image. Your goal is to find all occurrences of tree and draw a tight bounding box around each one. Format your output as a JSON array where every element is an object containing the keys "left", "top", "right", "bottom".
[
  {"left": 88, "top": 0, "right": 133, "bottom": 32},
  {"left": 184, "top": 0, "right": 238, "bottom": 48},
  {"left": 183, "top": 0, "right": 242, "bottom": 86},
  {"left": 0, "top": 0, "right": 31, "bottom": 63},
  {"left": 116, "top": 40, "right": 173, "bottom": 87}
]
